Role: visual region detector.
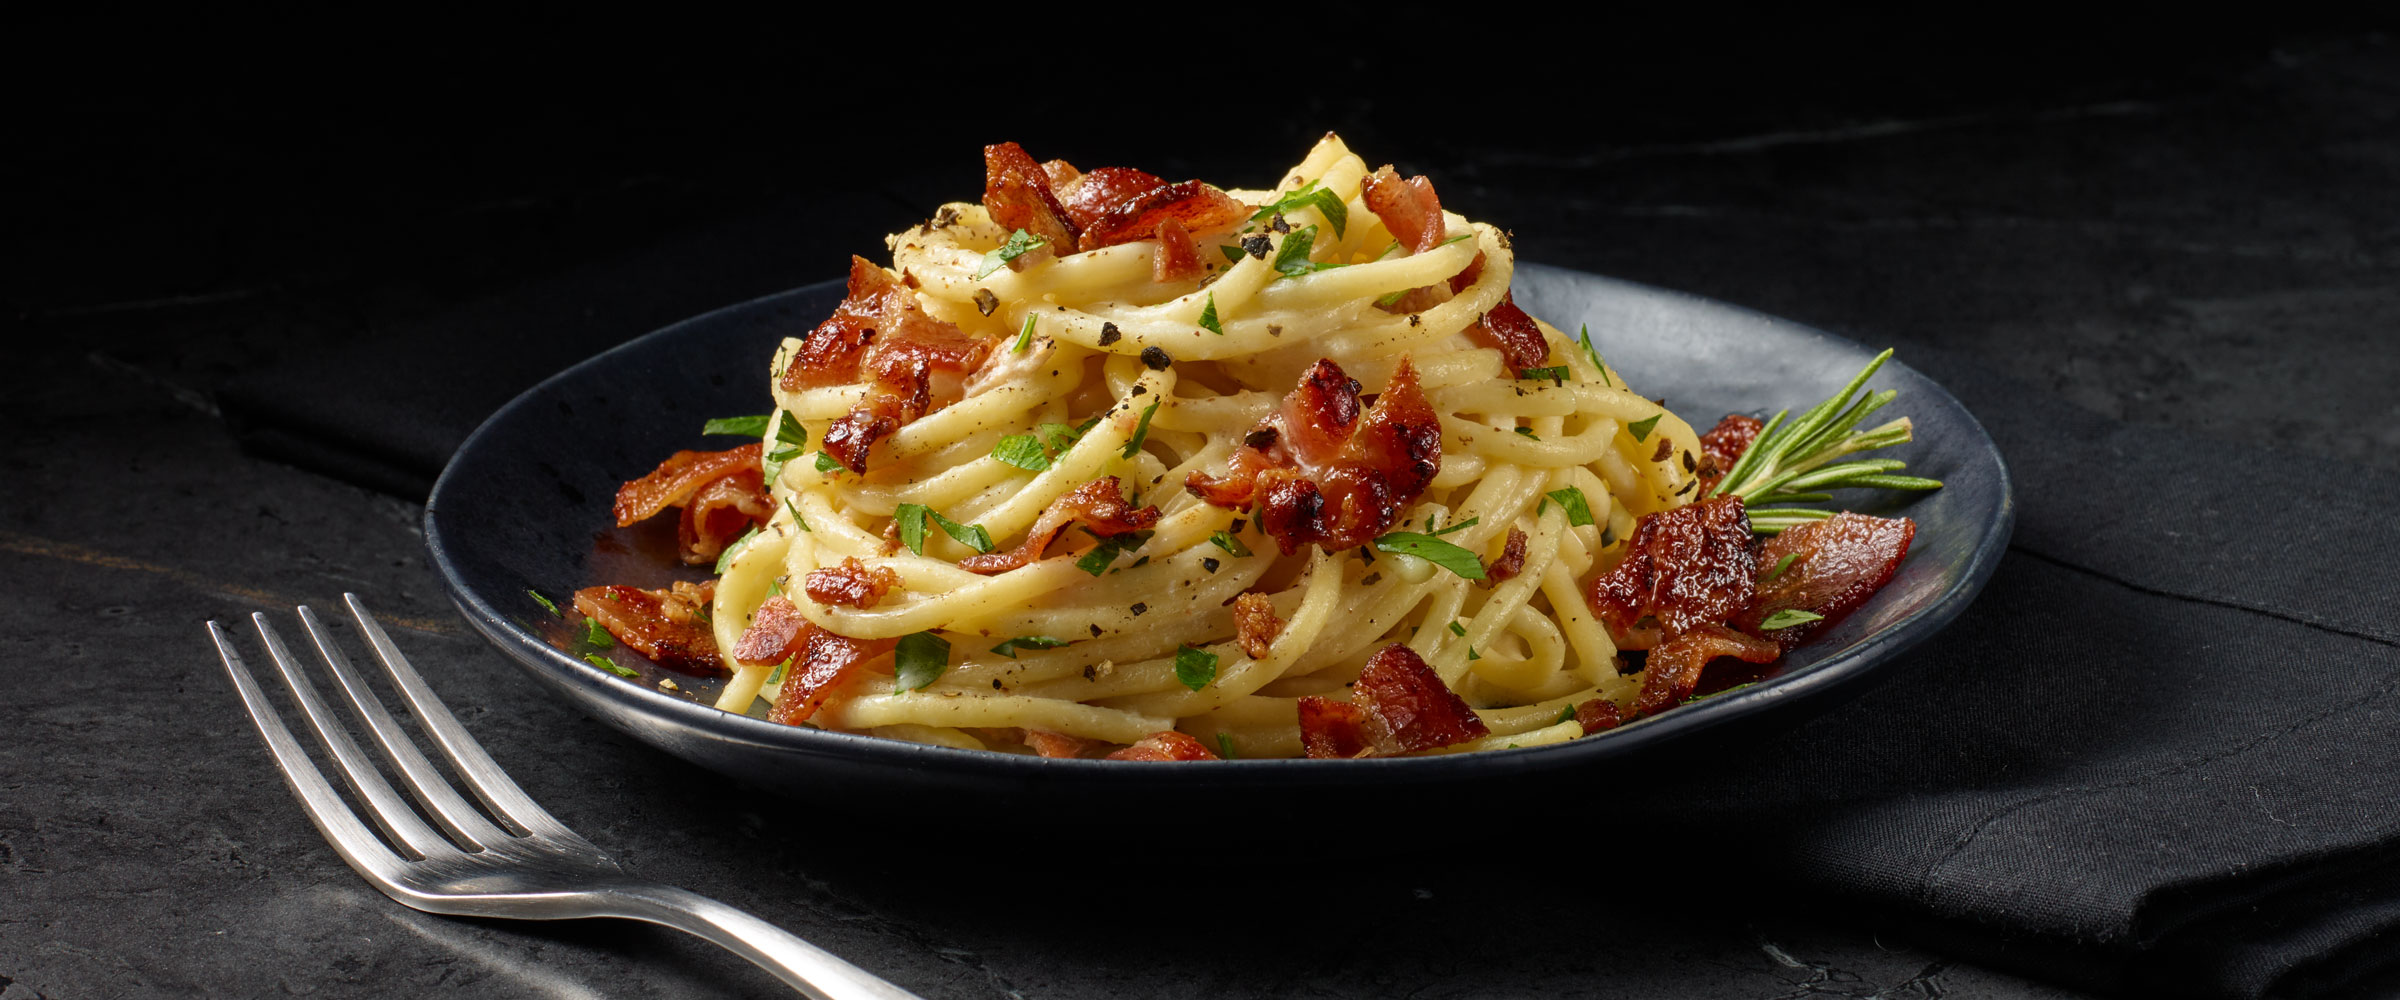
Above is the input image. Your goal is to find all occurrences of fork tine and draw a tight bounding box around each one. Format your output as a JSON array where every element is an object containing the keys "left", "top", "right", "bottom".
[
  {"left": 341, "top": 594, "right": 582, "bottom": 843},
  {"left": 250, "top": 612, "right": 458, "bottom": 861},
  {"left": 209, "top": 620, "right": 410, "bottom": 886},
  {"left": 297, "top": 605, "right": 509, "bottom": 852}
]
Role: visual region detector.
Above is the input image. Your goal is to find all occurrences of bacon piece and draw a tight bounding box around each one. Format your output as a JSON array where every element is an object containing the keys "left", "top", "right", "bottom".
[
  {"left": 1231, "top": 592, "right": 1283, "bottom": 660},
  {"left": 804, "top": 557, "right": 901, "bottom": 610},
  {"left": 1363, "top": 165, "right": 1447, "bottom": 254},
  {"left": 1587, "top": 495, "right": 1759, "bottom": 640},
  {"left": 1151, "top": 217, "right": 1205, "bottom": 283},
  {"left": 1697, "top": 414, "right": 1764, "bottom": 494},
  {"left": 956, "top": 477, "right": 1161, "bottom": 574},
  {"left": 1077, "top": 179, "right": 1249, "bottom": 252},
  {"left": 1736, "top": 512, "right": 1916, "bottom": 649},
  {"left": 1297, "top": 696, "right": 1375, "bottom": 759},
  {"left": 1574, "top": 697, "right": 1623, "bottom": 735},
  {"left": 613, "top": 443, "right": 763, "bottom": 526},
  {"left": 1483, "top": 528, "right": 1529, "bottom": 584},
  {"left": 730, "top": 596, "right": 898, "bottom": 727},
  {"left": 1631, "top": 623, "right": 1780, "bottom": 718},
  {"left": 1466, "top": 293, "right": 1551, "bottom": 371},
  {"left": 574, "top": 582, "right": 723, "bottom": 676},
  {"left": 788, "top": 257, "right": 993, "bottom": 472},
  {"left": 1185, "top": 358, "right": 1442, "bottom": 554},
  {"left": 982, "top": 141, "right": 1079, "bottom": 255},
  {"left": 677, "top": 466, "right": 773, "bottom": 566},
  {"left": 1352, "top": 644, "right": 1490, "bottom": 753},
  {"left": 1025, "top": 729, "right": 1099, "bottom": 759},
  {"left": 1104, "top": 731, "right": 1220, "bottom": 761},
  {"left": 1054, "top": 165, "right": 1166, "bottom": 234}
]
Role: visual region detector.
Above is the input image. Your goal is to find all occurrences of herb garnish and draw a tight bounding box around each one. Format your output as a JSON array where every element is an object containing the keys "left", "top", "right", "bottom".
[
  {"left": 1627, "top": 413, "right": 1663, "bottom": 442},
  {"left": 1763, "top": 552, "right": 1798, "bottom": 582},
  {"left": 1514, "top": 427, "right": 1540, "bottom": 440},
  {"left": 583, "top": 653, "right": 638, "bottom": 678},
  {"left": 1541, "top": 487, "right": 1595, "bottom": 527},
  {"left": 814, "top": 451, "right": 842, "bottom": 474},
  {"left": 715, "top": 525, "right": 761, "bottom": 574},
  {"left": 1198, "top": 292, "right": 1223, "bottom": 335},
  {"left": 990, "top": 635, "right": 1071, "bottom": 658},
  {"left": 1554, "top": 704, "right": 1578, "bottom": 726},
  {"left": 1448, "top": 621, "right": 1467, "bottom": 636},
  {"left": 977, "top": 229, "right": 1048, "bottom": 280},
  {"left": 1518, "top": 366, "right": 1569, "bottom": 384},
  {"left": 527, "top": 590, "right": 560, "bottom": 616},
  {"left": 1709, "top": 349, "right": 1943, "bottom": 534},
  {"left": 895, "top": 504, "right": 993, "bottom": 555},
  {"left": 701, "top": 414, "right": 771, "bottom": 437},
  {"left": 991, "top": 434, "right": 1051, "bottom": 471},
  {"left": 1249, "top": 180, "right": 1347, "bottom": 237},
  {"left": 761, "top": 412, "right": 807, "bottom": 481},
  {"left": 1121, "top": 397, "right": 1160, "bottom": 459},
  {"left": 1576, "top": 323, "right": 1611, "bottom": 387},
  {"left": 1216, "top": 733, "right": 1239, "bottom": 759},
  {"left": 1758, "top": 609, "right": 1826, "bottom": 631},
  {"left": 893, "top": 631, "right": 951, "bottom": 691},
  {"left": 1013, "top": 313, "right": 1037, "bottom": 353},
  {"left": 582, "top": 618, "right": 613, "bottom": 647},
  {"left": 765, "top": 656, "right": 791, "bottom": 687},
  {"left": 1371, "top": 531, "right": 1487, "bottom": 580},
  {"left": 784, "top": 496, "right": 810, "bottom": 533},
  {"left": 1076, "top": 530, "right": 1153, "bottom": 575},
  {"left": 1208, "top": 530, "right": 1252, "bottom": 557},
  {"left": 1174, "top": 645, "right": 1220, "bottom": 691},
  {"left": 1431, "top": 516, "right": 1478, "bottom": 536},
  {"left": 1270, "top": 224, "right": 1335, "bottom": 278}
]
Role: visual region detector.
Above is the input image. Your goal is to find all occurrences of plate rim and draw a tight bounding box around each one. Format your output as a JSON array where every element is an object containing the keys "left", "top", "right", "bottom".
[{"left": 424, "top": 263, "right": 2015, "bottom": 785}]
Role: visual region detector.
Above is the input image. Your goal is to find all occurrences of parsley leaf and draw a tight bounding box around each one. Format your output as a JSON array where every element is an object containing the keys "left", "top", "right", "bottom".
[
  {"left": 928, "top": 510, "right": 994, "bottom": 553},
  {"left": 1121, "top": 397, "right": 1160, "bottom": 459},
  {"left": 1696, "top": 681, "right": 1758, "bottom": 701},
  {"left": 893, "top": 632, "right": 951, "bottom": 691},
  {"left": 1198, "top": 292, "right": 1223, "bottom": 335},
  {"left": 1250, "top": 181, "right": 1347, "bottom": 237},
  {"left": 784, "top": 496, "right": 810, "bottom": 532},
  {"left": 1628, "top": 413, "right": 1663, "bottom": 442},
  {"left": 1577, "top": 323, "right": 1611, "bottom": 387},
  {"left": 1208, "top": 530, "right": 1251, "bottom": 557},
  {"left": 989, "top": 635, "right": 1071, "bottom": 658},
  {"left": 1216, "top": 733, "right": 1239, "bottom": 759},
  {"left": 1432, "top": 516, "right": 1479, "bottom": 536},
  {"left": 1219, "top": 244, "right": 1245, "bottom": 263},
  {"left": 760, "top": 412, "right": 808, "bottom": 481},
  {"left": 765, "top": 656, "right": 791, "bottom": 686},
  {"left": 583, "top": 618, "right": 613, "bottom": 647},
  {"left": 893, "top": 504, "right": 930, "bottom": 555},
  {"left": 976, "top": 229, "right": 1048, "bottom": 280},
  {"left": 1555, "top": 704, "right": 1578, "bottom": 725},
  {"left": 1518, "top": 366, "right": 1569, "bottom": 383},
  {"left": 1174, "top": 645, "right": 1219, "bottom": 691},
  {"left": 1763, "top": 552, "right": 1799, "bottom": 582},
  {"left": 814, "top": 451, "right": 842, "bottom": 474},
  {"left": 527, "top": 589, "right": 560, "bottom": 616},
  {"left": 1372, "top": 531, "right": 1487, "bottom": 579},
  {"left": 1514, "top": 427, "right": 1540, "bottom": 440},
  {"left": 583, "top": 653, "right": 638, "bottom": 678},
  {"left": 1270, "top": 224, "right": 1328, "bottom": 278},
  {"left": 702, "top": 414, "right": 771, "bottom": 437},
  {"left": 714, "top": 525, "right": 761, "bottom": 574},
  {"left": 1466, "top": 646, "right": 1481, "bottom": 661},
  {"left": 1758, "top": 608, "right": 1826, "bottom": 631},
  {"left": 1012, "top": 313, "right": 1037, "bottom": 353},
  {"left": 1448, "top": 621, "right": 1467, "bottom": 636},
  {"left": 991, "top": 434, "right": 1051, "bottom": 471},
  {"left": 1075, "top": 530, "right": 1152, "bottom": 575},
  {"left": 1543, "top": 487, "right": 1595, "bottom": 527}
]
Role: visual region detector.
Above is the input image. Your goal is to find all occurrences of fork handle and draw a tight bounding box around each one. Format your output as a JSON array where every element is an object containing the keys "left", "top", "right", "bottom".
[{"left": 597, "top": 883, "right": 925, "bottom": 999}]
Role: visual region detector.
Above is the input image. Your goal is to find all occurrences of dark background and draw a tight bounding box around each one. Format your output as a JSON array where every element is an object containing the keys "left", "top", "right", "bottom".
[{"left": 5, "top": 18, "right": 2396, "bottom": 1000}]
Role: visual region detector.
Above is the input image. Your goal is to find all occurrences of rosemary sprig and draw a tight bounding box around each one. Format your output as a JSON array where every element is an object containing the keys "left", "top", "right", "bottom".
[{"left": 1711, "top": 349, "right": 1942, "bottom": 531}]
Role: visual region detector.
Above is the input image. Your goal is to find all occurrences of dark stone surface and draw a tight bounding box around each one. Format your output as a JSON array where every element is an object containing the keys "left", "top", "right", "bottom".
[{"left": 4, "top": 24, "right": 2395, "bottom": 1000}]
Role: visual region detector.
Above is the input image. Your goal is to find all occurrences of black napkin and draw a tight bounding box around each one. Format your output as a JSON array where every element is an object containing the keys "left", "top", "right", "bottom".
[{"left": 217, "top": 226, "right": 2400, "bottom": 999}]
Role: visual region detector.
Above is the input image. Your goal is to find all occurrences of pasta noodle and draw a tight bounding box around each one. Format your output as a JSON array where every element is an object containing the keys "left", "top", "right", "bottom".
[{"left": 699, "top": 134, "right": 1714, "bottom": 758}]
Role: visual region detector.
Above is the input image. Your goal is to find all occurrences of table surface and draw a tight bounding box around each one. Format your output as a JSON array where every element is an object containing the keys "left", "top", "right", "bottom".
[{"left": 5, "top": 25, "right": 2395, "bottom": 1000}]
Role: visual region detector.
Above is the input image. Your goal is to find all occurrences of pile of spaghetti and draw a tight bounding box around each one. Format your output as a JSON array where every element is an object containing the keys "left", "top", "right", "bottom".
[{"left": 572, "top": 134, "right": 1933, "bottom": 760}]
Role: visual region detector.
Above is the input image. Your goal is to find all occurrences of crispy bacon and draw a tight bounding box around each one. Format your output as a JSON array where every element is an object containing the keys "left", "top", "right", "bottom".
[
  {"left": 1185, "top": 358, "right": 1442, "bottom": 554},
  {"left": 1025, "top": 729, "right": 1099, "bottom": 759},
  {"left": 1104, "top": 731, "right": 1220, "bottom": 761},
  {"left": 1631, "top": 624, "right": 1780, "bottom": 718},
  {"left": 1467, "top": 293, "right": 1551, "bottom": 371},
  {"left": 677, "top": 466, "right": 773, "bottom": 566},
  {"left": 574, "top": 582, "right": 723, "bottom": 676},
  {"left": 1736, "top": 512, "right": 1916, "bottom": 649},
  {"left": 1231, "top": 592, "right": 1283, "bottom": 660},
  {"left": 804, "top": 557, "right": 901, "bottom": 610},
  {"left": 982, "top": 142, "right": 1078, "bottom": 255},
  {"left": 787, "top": 256, "right": 993, "bottom": 472},
  {"left": 956, "top": 477, "right": 1161, "bottom": 574},
  {"left": 1151, "top": 217, "right": 1206, "bottom": 283},
  {"left": 1297, "top": 696, "right": 1375, "bottom": 759},
  {"left": 730, "top": 596, "right": 897, "bottom": 727},
  {"left": 613, "top": 442, "right": 763, "bottom": 524},
  {"left": 1587, "top": 495, "right": 1758, "bottom": 640},
  {"left": 1364, "top": 165, "right": 1447, "bottom": 254},
  {"left": 1078, "top": 179, "right": 1248, "bottom": 252},
  {"left": 1574, "top": 697, "right": 1623, "bottom": 735},
  {"left": 1697, "top": 414, "right": 1764, "bottom": 494},
  {"left": 1484, "top": 528, "right": 1529, "bottom": 584},
  {"left": 1352, "top": 644, "right": 1490, "bottom": 753}
]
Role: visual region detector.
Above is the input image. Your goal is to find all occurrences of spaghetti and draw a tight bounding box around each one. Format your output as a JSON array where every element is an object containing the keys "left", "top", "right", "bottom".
[{"left": 697, "top": 134, "right": 1714, "bottom": 758}]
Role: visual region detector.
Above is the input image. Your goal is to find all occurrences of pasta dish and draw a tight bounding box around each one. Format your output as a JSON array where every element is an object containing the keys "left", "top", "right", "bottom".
[{"left": 560, "top": 135, "right": 1937, "bottom": 760}]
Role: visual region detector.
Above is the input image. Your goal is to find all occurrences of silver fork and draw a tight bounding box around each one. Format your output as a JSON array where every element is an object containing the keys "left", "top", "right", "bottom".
[{"left": 207, "top": 594, "right": 923, "bottom": 1000}]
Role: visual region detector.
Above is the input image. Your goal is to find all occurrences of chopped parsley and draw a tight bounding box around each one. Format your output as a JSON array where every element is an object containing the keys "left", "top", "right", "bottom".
[
  {"left": 992, "top": 434, "right": 1051, "bottom": 471},
  {"left": 989, "top": 635, "right": 1071, "bottom": 658},
  {"left": 1431, "top": 516, "right": 1479, "bottom": 536},
  {"left": 1758, "top": 608, "right": 1826, "bottom": 631},
  {"left": 1518, "top": 366, "right": 1569, "bottom": 383},
  {"left": 784, "top": 496, "right": 810, "bottom": 532},
  {"left": 1121, "top": 397, "right": 1161, "bottom": 459},
  {"left": 892, "top": 631, "right": 951, "bottom": 691},
  {"left": 714, "top": 525, "right": 761, "bottom": 574},
  {"left": 1542, "top": 487, "right": 1595, "bottom": 527},
  {"left": 1216, "top": 733, "right": 1239, "bottom": 759},
  {"left": 1270, "top": 224, "right": 1335, "bottom": 278},
  {"left": 1627, "top": 413, "right": 1664, "bottom": 443},
  {"left": 1219, "top": 244, "right": 1245, "bottom": 263},
  {"left": 1448, "top": 621, "right": 1467, "bottom": 637},
  {"left": 1249, "top": 180, "right": 1347, "bottom": 237},
  {"left": 1554, "top": 704, "right": 1578, "bottom": 726},
  {"left": 582, "top": 618, "right": 613, "bottom": 647},
  {"left": 765, "top": 656, "right": 791, "bottom": 686},
  {"left": 1198, "top": 292, "right": 1223, "bottom": 335},
  {"left": 1012, "top": 313, "right": 1037, "bottom": 353},
  {"left": 976, "top": 229, "right": 1048, "bottom": 280},
  {"left": 527, "top": 589, "right": 560, "bottom": 616},
  {"left": 1076, "top": 530, "right": 1153, "bottom": 575},
  {"left": 895, "top": 504, "right": 994, "bottom": 555},
  {"left": 1208, "top": 530, "right": 1252, "bottom": 557},
  {"left": 583, "top": 653, "right": 637, "bottom": 678},
  {"left": 701, "top": 414, "right": 771, "bottom": 437},
  {"left": 761, "top": 412, "right": 807, "bottom": 481},
  {"left": 1763, "top": 552, "right": 1799, "bottom": 582},
  {"left": 1577, "top": 323, "right": 1611, "bottom": 387},
  {"left": 1174, "top": 645, "right": 1220, "bottom": 691},
  {"left": 814, "top": 451, "right": 843, "bottom": 474},
  {"left": 1514, "top": 427, "right": 1540, "bottom": 440},
  {"left": 1371, "top": 531, "right": 1486, "bottom": 579}
]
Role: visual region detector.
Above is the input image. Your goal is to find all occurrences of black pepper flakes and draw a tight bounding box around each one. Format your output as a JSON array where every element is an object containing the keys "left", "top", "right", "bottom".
[
  {"left": 1098, "top": 322, "right": 1121, "bottom": 346},
  {"left": 1140, "top": 346, "right": 1172, "bottom": 370},
  {"left": 1681, "top": 451, "right": 1697, "bottom": 472},
  {"left": 1130, "top": 602, "right": 1148, "bottom": 616},
  {"left": 1675, "top": 479, "right": 1698, "bottom": 496},
  {"left": 1231, "top": 518, "right": 1248, "bottom": 533},
  {"left": 1651, "top": 439, "right": 1674, "bottom": 462},
  {"left": 934, "top": 206, "right": 960, "bottom": 227},
  {"left": 1244, "top": 428, "right": 1278, "bottom": 450},
  {"left": 1241, "top": 234, "right": 1271, "bottom": 259},
  {"left": 1270, "top": 214, "right": 1291, "bottom": 234},
  {"left": 1089, "top": 624, "right": 1104, "bottom": 638},
  {"left": 972, "top": 289, "right": 998, "bottom": 316},
  {"left": 1266, "top": 324, "right": 1284, "bottom": 337},
  {"left": 1408, "top": 314, "right": 1422, "bottom": 327},
  {"left": 1132, "top": 385, "right": 1147, "bottom": 396},
  {"left": 1202, "top": 557, "right": 1221, "bottom": 574}
]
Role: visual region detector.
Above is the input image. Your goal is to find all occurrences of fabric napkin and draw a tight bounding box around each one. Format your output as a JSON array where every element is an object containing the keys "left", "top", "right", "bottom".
[{"left": 217, "top": 224, "right": 2400, "bottom": 999}]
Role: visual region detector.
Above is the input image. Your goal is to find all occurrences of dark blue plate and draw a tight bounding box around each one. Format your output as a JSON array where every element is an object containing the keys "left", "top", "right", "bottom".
[{"left": 424, "top": 263, "right": 2012, "bottom": 814}]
